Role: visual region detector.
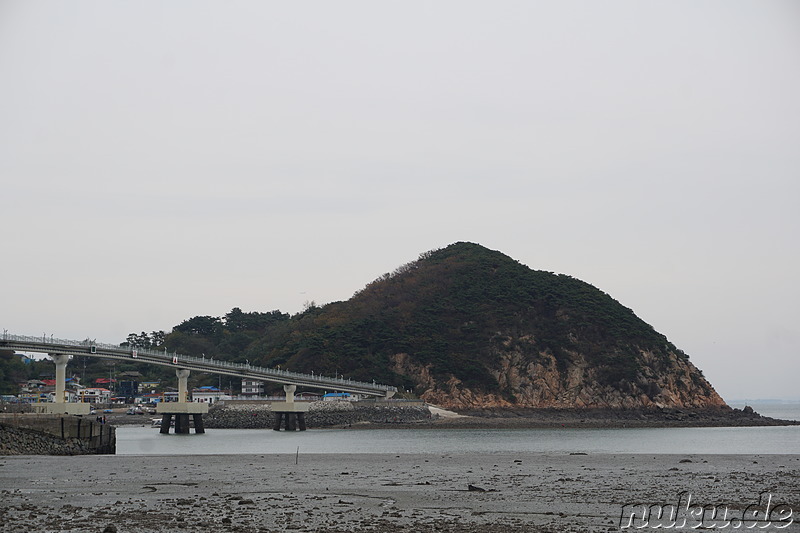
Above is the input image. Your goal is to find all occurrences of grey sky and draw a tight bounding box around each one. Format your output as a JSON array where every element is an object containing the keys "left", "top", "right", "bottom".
[{"left": 2, "top": 1, "right": 798, "bottom": 400}]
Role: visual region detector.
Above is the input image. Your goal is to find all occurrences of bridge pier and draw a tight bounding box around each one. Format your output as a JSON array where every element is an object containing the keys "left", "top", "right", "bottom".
[
  {"left": 32, "top": 354, "right": 90, "bottom": 415},
  {"left": 157, "top": 407, "right": 208, "bottom": 434},
  {"left": 272, "top": 384, "right": 308, "bottom": 431},
  {"left": 156, "top": 369, "right": 208, "bottom": 434},
  {"left": 176, "top": 368, "right": 190, "bottom": 403},
  {"left": 53, "top": 353, "right": 68, "bottom": 403}
]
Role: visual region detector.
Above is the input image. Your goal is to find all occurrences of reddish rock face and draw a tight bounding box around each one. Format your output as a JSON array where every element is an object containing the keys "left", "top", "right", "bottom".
[{"left": 391, "top": 348, "right": 726, "bottom": 411}]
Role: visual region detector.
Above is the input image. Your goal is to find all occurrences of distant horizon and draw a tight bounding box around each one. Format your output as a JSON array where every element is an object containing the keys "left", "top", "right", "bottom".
[{"left": 728, "top": 398, "right": 800, "bottom": 404}]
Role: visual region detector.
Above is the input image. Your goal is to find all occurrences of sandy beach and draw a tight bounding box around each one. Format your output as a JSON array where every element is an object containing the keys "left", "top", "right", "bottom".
[{"left": 1, "top": 452, "right": 798, "bottom": 532}]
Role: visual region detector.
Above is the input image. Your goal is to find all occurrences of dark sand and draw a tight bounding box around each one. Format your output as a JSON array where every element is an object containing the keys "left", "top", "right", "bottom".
[{"left": 1, "top": 453, "right": 799, "bottom": 532}]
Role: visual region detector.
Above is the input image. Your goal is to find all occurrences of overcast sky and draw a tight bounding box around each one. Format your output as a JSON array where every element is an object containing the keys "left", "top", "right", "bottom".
[{"left": 1, "top": 1, "right": 798, "bottom": 401}]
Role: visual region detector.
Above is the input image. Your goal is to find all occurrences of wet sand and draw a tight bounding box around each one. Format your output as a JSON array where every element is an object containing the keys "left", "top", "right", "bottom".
[{"left": 1, "top": 453, "right": 799, "bottom": 532}]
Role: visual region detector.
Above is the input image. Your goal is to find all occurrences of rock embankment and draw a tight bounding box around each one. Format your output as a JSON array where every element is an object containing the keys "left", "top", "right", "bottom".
[
  {"left": 204, "top": 403, "right": 273, "bottom": 429},
  {"left": 0, "top": 422, "right": 115, "bottom": 455},
  {"left": 307, "top": 401, "right": 431, "bottom": 427},
  {"left": 204, "top": 401, "right": 431, "bottom": 429},
  {"left": 441, "top": 405, "right": 800, "bottom": 428}
]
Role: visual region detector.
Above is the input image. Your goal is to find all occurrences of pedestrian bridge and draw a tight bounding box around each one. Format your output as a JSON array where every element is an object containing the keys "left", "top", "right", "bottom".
[{"left": 1, "top": 332, "right": 397, "bottom": 398}]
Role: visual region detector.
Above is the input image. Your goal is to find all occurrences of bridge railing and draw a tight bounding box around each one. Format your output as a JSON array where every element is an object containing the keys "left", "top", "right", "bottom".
[{"left": 1, "top": 332, "right": 396, "bottom": 393}]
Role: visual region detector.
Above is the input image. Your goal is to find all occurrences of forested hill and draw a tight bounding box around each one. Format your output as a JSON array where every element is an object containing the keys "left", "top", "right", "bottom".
[{"left": 146, "top": 242, "right": 725, "bottom": 410}]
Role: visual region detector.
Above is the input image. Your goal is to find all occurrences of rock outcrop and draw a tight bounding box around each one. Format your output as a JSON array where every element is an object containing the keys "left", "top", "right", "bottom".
[{"left": 392, "top": 345, "right": 724, "bottom": 411}]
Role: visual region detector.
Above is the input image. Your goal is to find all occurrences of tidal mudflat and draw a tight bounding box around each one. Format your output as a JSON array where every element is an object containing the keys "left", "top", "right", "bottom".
[{"left": 1, "top": 453, "right": 798, "bottom": 532}]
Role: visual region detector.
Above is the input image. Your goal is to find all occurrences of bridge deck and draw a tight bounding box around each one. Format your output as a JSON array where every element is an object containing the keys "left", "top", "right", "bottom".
[{"left": 1, "top": 333, "right": 397, "bottom": 397}]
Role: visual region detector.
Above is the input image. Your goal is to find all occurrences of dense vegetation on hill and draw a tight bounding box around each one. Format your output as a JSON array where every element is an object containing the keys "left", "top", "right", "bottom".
[
  {"left": 156, "top": 243, "right": 721, "bottom": 407},
  {"left": 4, "top": 243, "right": 722, "bottom": 407},
  {"left": 0, "top": 350, "right": 50, "bottom": 394},
  {"left": 228, "top": 243, "right": 673, "bottom": 389}
]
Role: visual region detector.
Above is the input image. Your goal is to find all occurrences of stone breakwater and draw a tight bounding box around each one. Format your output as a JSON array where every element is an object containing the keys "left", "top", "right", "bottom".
[
  {"left": 204, "top": 401, "right": 432, "bottom": 429},
  {"left": 0, "top": 415, "right": 116, "bottom": 455},
  {"left": 449, "top": 406, "right": 800, "bottom": 428}
]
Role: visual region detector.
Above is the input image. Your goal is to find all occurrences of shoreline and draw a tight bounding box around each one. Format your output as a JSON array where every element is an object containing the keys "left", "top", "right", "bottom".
[
  {"left": 106, "top": 404, "right": 800, "bottom": 430},
  {"left": 412, "top": 406, "right": 800, "bottom": 429}
]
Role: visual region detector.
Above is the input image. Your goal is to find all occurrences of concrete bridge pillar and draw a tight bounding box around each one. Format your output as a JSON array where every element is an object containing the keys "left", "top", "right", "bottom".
[
  {"left": 155, "top": 368, "right": 207, "bottom": 434},
  {"left": 176, "top": 369, "right": 191, "bottom": 403},
  {"left": 283, "top": 384, "right": 296, "bottom": 404},
  {"left": 52, "top": 354, "right": 69, "bottom": 404},
  {"left": 273, "top": 385, "right": 306, "bottom": 431},
  {"left": 34, "top": 354, "right": 89, "bottom": 415}
]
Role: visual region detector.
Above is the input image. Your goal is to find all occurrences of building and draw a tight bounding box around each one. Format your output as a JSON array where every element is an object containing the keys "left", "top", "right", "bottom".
[
  {"left": 323, "top": 392, "right": 357, "bottom": 401},
  {"left": 18, "top": 392, "right": 48, "bottom": 403},
  {"left": 117, "top": 380, "right": 139, "bottom": 399},
  {"left": 15, "top": 353, "right": 34, "bottom": 365},
  {"left": 162, "top": 391, "right": 180, "bottom": 402},
  {"left": 22, "top": 379, "right": 46, "bottom": 392},
  {"left": 191, "top": 386, "right": 231, "bottom": 405},
  {"left": 241, "top": 379, "right": 264, "bottom": 397},
  {"left": 78, "top": 388, "right": 112, "bottom": 404},
  {"left": 139, "top": 381, "right": 160, "bottom": 393}
]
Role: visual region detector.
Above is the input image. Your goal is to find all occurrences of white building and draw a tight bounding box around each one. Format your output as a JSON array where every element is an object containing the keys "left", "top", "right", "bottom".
[
  {"left": 78, "top": 388, "right": 111, "bottom": 404},
  {"left": 192, "top": 387, "right": 231, "bottom": 405}
]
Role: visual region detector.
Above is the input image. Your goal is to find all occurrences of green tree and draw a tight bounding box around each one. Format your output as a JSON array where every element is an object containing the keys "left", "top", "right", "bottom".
[{"left": 173, "top": 316, "right": 221, "bottom": 336}]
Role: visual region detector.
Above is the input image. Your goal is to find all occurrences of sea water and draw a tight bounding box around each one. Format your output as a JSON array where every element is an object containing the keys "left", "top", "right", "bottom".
[{"left": 116, "top": 401, "right": 800, "bottom": 456}]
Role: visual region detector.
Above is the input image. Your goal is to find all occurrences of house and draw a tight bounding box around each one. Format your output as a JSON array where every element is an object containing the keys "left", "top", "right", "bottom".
[
  {"left": 323, "top": 392, "right": 357, "bottom": 401},
  {"left": 23, "top": 379, "right": 46, "bottom": 392},
  {"left": 191, "top": 386, "right": 231, "bottom": 405},
  {"left": 141, "top": 392, "right": 162, "bottom": 405},
  {"left": 15, "top": 353, "right": 34, "bottom": 365},
  {"left": 78, "top": 388, "right": 112, "bottom": 404},
  {"left": 17, "top": 393, "right": 47, "bottom": 403},
  {"left": 241, "top": 379, "right": 264, "bottom": 397},
  {"left": 162, "top": 391, "right": 180, "bottom": 402}
]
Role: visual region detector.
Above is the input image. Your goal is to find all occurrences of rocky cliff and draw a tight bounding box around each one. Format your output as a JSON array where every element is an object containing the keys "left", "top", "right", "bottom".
[{"left": 391, "top": 348, "right": 725, "bottom": 410}]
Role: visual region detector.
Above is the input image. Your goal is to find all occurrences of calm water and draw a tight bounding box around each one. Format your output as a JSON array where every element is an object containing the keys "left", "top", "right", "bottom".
[{"left": 117, "top": 401, "right": 800, "bottom": 456}]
